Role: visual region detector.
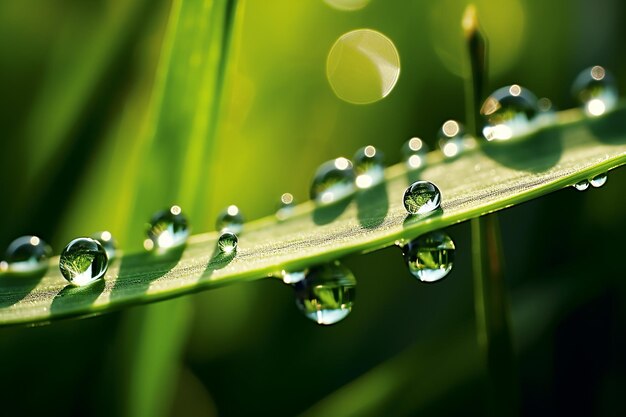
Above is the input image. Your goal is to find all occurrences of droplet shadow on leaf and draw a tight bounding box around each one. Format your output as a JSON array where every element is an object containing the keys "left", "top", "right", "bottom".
[
  {"left": 587, "top": 109, "right": 626, "bottom": 144},
  {"left": 406, "top": 168, "right": 425, "bottom": 184},
  {"left": 312, "top": 196, "right": 353, "bottom": 225},
  {"left": 203, "top": 245, "right": 236, "bottom": 277},
  {"left": 482, "top": 128, "right": 562, "bottom": 172},
  {"left": 0, "top": 269, "right": 47, "bottom": 308},
  {"left": 110, "top": 246, "right": 184, "bottom": 300},
  {"left": 356, "top": 183, "right": 388, "bottom": 229},
  {"left": 50, "top": 279, "right": 106, "bottom": 315},
  {"left": 402, "top": 208, "right": 444, "bottom": 229}
]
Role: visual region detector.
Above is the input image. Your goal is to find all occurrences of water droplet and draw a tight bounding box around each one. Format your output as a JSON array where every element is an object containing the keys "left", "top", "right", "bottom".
[
  {"left": 403, "top": 181, "right": 441, "bottom": 215},
  {"left": 92, "top": 231, "right": 117, "bottom": 260},
  {"left": 293, "top": 262, "right": 356, "bottom": 325},
  {"left": 3, "top": 235, "right": 52, "bottom": 273},
  {"left": 327, "top": 29, "right": 400, "bottom": 104},
  {"left": 324, "top": 0, "right": 370, "bottom": 11},
  {"left": 217, "top": 231, "right": 238, "bottom": 255},
  {"left": 438, "top": 120, "right": 468, "bottom": 158},
  {"left": 276, "top": 193, "right": 296, "bottom": 221},
  {"left": 353, "top": 145, "right": 384, "bottom": 189},
  {"left": 281, "top": 269, "right": 307, "bottom": 284},
  {"left": 402, "top": 137, "right": 429, "bottom": 169},
  {"left": 402, "top": 231, "right": 455, "bottom": 283},
  {"left": 480, "top": 84, "right": 539, "bottom": 141},
  {"left": 572, "top": 65, "right": 617, "bottom": 117},
  {"left": 573, "top": 180, "right": 589, "bottom": 191},
  {"left": 310, "top": 157, "right": 355, "bottom": 205},
  {"left": 590, "top": 172, "right": 607, "bottom": 188},
  {"left": 59, "top": 237, "right": 108, "bottom": 287},
  {"left": 146, "top": 205, "right": 189, "bottom": 251},
  {"left": 216, "top": 205, "right": 244, "bottom": 234}
]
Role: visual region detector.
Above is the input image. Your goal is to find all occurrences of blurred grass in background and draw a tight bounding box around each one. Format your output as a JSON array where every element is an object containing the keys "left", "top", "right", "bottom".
[{"left": 0, "top": 0, "right": 625, "bottom": 416}]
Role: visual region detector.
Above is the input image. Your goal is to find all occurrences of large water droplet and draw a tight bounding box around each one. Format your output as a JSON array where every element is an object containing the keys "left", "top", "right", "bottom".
[
  {"left": 573, "top": 180, "right": 589, "bottom": 191},
  {"left": 293, "top": 262, "right": 356, "bottom": 325},
  {"left": 310, "top": 157, "right": 355, "bottom": 205},
  {"left": 327, "top": 29, "right": 400, "bottom": 104},
  {"left": 572, "top": 65, "right": 618, "bottom": 117},
  {"left": 590, "top": 172, "right": 607, "bottom": 188},
  {"left": 2, "top": 235, "right": 51, "bottom": 273},
  {"left": 438, "top": 120, "right": 468, "bottom": 158},
  {"left": 481, "top": 84, "right": 539, "bottom": 141},
  {"left": 353, "top": 145, "right": 384, "bottom": 189},
  {"left": 92, "top": 231, "right": 117, "bottom": 260},
  {"left": 402, "top": 231, "right": 455, "bottom": 283},
  {"left": 145, "top": 205, "right": 189, "bottom": 251},
  {"left": 276, "top": 193, "right": 296, "bottom": 221},
  {"left": 216, "top": 205, "right": 244, "bottom": 234},
  {"left": 59, "top": 237, "right": 108, "bottom": 287},
  {"left": 324, "top": 0, "right": 370, "bottom": 11},
  {"left": 402, "top": 137, "right": 429, "bottom": 169},
  {"left": 217, "top": 231, "right": 238, "bottom": 255},
  {"left": 403, "top": 181, "right": 441, "bottom": 215}
]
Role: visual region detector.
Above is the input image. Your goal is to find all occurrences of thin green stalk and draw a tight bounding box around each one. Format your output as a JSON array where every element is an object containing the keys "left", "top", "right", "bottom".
[{"left": 463, "top": 5, "right": 519, "bottom": 415}]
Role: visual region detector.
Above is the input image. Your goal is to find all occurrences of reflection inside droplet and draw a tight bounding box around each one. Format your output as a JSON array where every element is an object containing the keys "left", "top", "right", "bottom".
[{"left": 327, "top": 29, "right": 400, "bottom": 104}]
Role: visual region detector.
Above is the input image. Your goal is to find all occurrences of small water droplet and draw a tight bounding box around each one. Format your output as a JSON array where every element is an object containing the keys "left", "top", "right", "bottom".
[
  {"left": 326, "top": 29, "right": 400, "bottom": 104},
  {"left": 403, "top": 181, "right": 441, "bottom": 215},
  {"left": 276, "top": 193, "right": 296, "bottom": 221},
  {"left": 92, "top": 231, "right": 117, "bottom": 260},
  {"left": 146, "top": 205, "right": 189, "bottom": 251},
  {"left": 59, "top": 237, "right": 108, "bottom": 286},
  {"left": 217, "top": 231, "right": 238, "bottom": 255},
  {"left": 402, "top": 231, "right": 455, "bottom": 282},
  {"left": 353, "top": 145, "right": 384, "bottom": 189},
  {"left": 481, "top": 84, "right": 539, "bottom": 141},
  {"left": 216, "top": 205, "right": 244, "bottom": 234},
  {"left": 310, "top": 157, "right": 355, "bottom": 205},
  {"left": 3, "top": 235, "right": 52, "bottom": 273},
  {"left": 438, "top": 120, "right": 468, "bottom": 158},
  {"left": 281, "top": 269, "right": 306, "bottom": 284},
  {"left": 573, "top": 180, "right": 590, "bottom": 191},
  {"left": 572, "top": 65, "right": 618, "bottom": 117},
  {"left": 590, "top": 172, "right": 607, "bottom": 188},
  {"left": 293, "top": 262, "right": 356, "bottom": 325},
  {"left": 402, "top": 137, "right": 429, "bottom": 169}
]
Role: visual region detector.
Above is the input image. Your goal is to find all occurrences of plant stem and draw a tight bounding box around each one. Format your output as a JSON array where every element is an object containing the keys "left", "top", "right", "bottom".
[{"left": 463, "top": 5, "right": 519, "bottom": 415}]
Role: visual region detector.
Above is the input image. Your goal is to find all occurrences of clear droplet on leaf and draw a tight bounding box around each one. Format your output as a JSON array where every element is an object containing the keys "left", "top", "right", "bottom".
[
  {"left": 573, "top": 180, "right": 590, "bottom": 191},
  {"left": 3, "top": 235, "right": 52, "bottom": 273},
  {"left": 146, "top": 205, "right": 189, "bottom": 251},
  {"left": 59, "top": 237, "right": 108, "bottom": 287},
  {"left": 293, "top": 262, "right": 356, "bottom": 325},
  {"left": 481, "top": 84, "right": 539, "bottom": 141},
  {"left": 590, "top": 172, "right": 607, "bottom": 188},
  {"left": 310, "top": 157, "right": 355, "bottom": 205},
  {"left": 92, "top": 231, "right": 117, "bottom": 260},
  {"left": 572, "top": 65, "right": 618, "bottom": 117},
  {"left": 402, "top": 137, "right": 429, "bottom": 169},
  {"left": 403, "top": 181, "right": 441, "bottom": 215},
  {"left": 402, "top": 231, "right": 455, "bottom": 283},
  {"left": 216, "top": 205, "right": 244, "bottom": 234},
  {"left": 438, "top": 120, "right": 468, "bottom": 158},
  {"left": 217, "top": 231, "right": 238, "bottom": 255},
  {"left": 353, "top": 145, "right": 384, "bottom": 189}
]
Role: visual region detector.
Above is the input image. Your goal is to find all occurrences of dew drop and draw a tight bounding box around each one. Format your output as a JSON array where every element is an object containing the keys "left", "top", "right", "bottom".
[
  {"left": 217, "top": 231, "right": 238, "bottom": 255},
  {"left": 293, "top": 262, "right": 356, "bottom": 325},
  {"left": 402, "top": 137, "right": 429, "bottom": 169},
  {"left": 572, "top": 65, "right": 618, "bottom": 117},
  {"left": 480, "top": 84, "right": 539, "bottom": 141},
  {"left": 573, "top": 180, "right": 590, "bottom": 191},
  {"left": 146, "top": 205, "right": 189, "bottom": 251},
  {"left": 216, "top": 205, "right": 244, "bottom": 234},
  {"left": 402, "top": 231, "right": 455, "bottom": 283},
  {"left": 353, "top": 145, "right": 384, "bottom": 189},
  {"left": 403, "top": 181, "right": 441, "bottom": 215},
  {"left": 326, "top": 29, "right": 400, "bottom": 104},
  {"left": 276, "top": 193, "right": 296, "bottom": 221},
  {"left": 438, "top": 120, "right": 468, "bottom": 158},
  {"left": 3, "top": 235, "right": 52, "bottom": 273},
  {"left": 590, "top": 172, "right": 608, "bottom": 188},
  {"left": 310, "top": 157, "right": 355, "bottom": 205},
  {"left": 92, "top": 231, "right": 117, "bottom": 260},
  {"left": 59, "top": 237, "right": 108, "bottom": 287}
]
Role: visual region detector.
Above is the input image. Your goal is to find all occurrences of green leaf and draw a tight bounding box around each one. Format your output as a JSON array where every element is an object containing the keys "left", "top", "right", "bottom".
[{"left": 1, "top": 106, "right": 625, "bottom": 327}]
